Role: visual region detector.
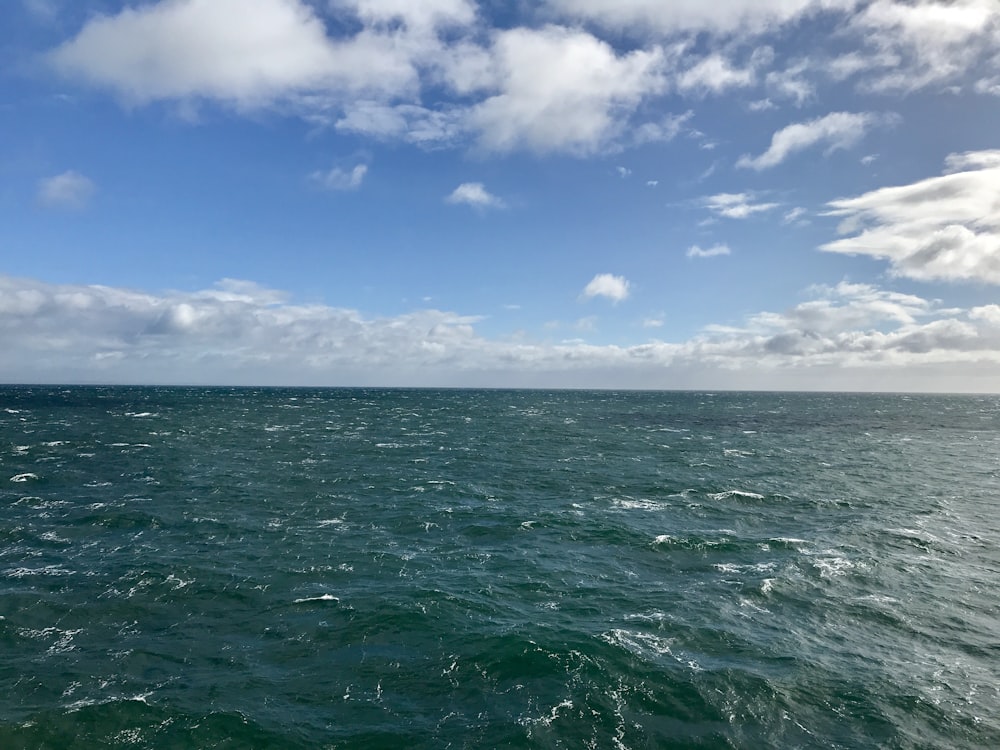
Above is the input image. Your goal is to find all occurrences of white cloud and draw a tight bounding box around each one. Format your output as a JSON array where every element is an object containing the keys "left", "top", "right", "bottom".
[
  {"left": 783, "top": 207, "right": 809, "bottom": 224},
  {"left": 821, "top": 150, "right": 1000, "bottom": 284},
  {"left": 944, "top": 149, "right": 1000, "bottom": 171},
  {"left": 737, "top": 111, "right": 888, "bottom": 170},
  {"left": 755, "top": 281, "right": 931, "bottom": 334},
  {"left": 703, "top": 192, "right": 779, "bottom": 219},
  {"left": 37, "top": 170, "right": 96, "bottom": 209},
  {"left": 616, "top": 166, "right": 631, "bottom": 178},
  {"left": 337, "top": 0, "right": 476, "bottom": 31},
  {"left": 676, "top": 54, "right": 756, "bottom": 94},
  {"left": 445, "top": 182, "right": 504, "bottom": 208},
  {"left": 687, "top": 243, "right": 731, "bottom": 258},
  {"left": 2, "top": 274, "right": 1000, "bottom": 390},
  {"left": 468, "top": 26, "right": 666, "bottom": 155},
  {"left": 311, "top": 163, "right": 368, "bottom": 190},
  {"left": 333, "top": 101, "right": 464, "bottom": 145},
  {"left": 48, "top": 0, "right": 424, "bottom": 107},
  {"left": 631, "top": 110, "right": 693, "bottom": 146},
  {"left": 764, "top": 61, "right": 814, "bottom": 105},
  {"left": 847, "top": 0, "right": 1000, "bottom": 93},
  {"left": 546, "top": 0, "right": 862, "bottom": 37},
  {"left": 581, "top": 273, "right": 631, "bottom": 303}
]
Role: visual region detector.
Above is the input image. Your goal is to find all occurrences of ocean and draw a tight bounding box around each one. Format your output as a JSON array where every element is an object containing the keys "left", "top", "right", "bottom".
[{"left": 1, "top": 386, "right": 998, "bottom": 748}]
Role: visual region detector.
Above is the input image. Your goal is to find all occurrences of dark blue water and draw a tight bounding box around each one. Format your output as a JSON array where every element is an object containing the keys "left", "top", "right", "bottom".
[{"left": 2, "top": 387, "right": 998, "bottom": 748}]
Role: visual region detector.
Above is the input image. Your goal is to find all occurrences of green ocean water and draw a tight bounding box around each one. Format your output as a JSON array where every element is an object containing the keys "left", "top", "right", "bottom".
[{"left": 1, "top": 386, "right": 998, "bottom": 749}]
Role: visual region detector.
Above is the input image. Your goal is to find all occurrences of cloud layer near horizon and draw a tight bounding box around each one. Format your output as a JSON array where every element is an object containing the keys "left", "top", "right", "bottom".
[{"left": 3, "top": 274, "right": 999, "bottom": 391}]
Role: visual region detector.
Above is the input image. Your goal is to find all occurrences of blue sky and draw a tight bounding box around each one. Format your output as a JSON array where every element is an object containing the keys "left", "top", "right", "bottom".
[{"left": 2, "top": 0, "right": 1000, "bottom": 390}]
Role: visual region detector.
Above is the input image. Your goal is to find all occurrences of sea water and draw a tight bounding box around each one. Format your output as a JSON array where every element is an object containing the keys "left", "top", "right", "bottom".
[{"left": 1, "top": 387, "right": 998, "bottom": 748}]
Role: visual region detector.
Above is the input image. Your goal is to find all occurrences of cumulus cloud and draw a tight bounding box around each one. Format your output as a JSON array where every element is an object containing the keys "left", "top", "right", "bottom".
[
  {"left": 37, "top": 170, "right": 96, "bottom": 209},
  {"left": 846, "top": 0, "right": 1000, "bottom": 93},
  {"left": 445, "top": 182, "right": 504, "bottom": 209},
  {"left": 581, "top": 273, "right": 631, "bottom": 303},
  {"left": 821, "top": 150, "right": 1000, "bottom": 284},
  {"left": 311, "top": 163, "right": 367, "bottom": 190},
  {"left": 703, "top": 192, "right": 779, "bottom": 219},
  {"left": 40, "top": 0, "right": 1000, "bottom": 158},
  {"left": 49, "top": 0, "right": 421, "bottom": 107},
  {"left": 468, "top": 26, "right": 665, "bottom": 155},
  {"left": 737, "top": 111, "right": 889, "bottom": 170},
  {"left": 2, "top": 274, "right": 999, "bottom": 390},
  {"left": 687, "top": 244, "right": 731, "bottom": 258}
]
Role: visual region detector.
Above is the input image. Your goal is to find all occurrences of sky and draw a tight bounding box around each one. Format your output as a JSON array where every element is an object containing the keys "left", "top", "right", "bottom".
[{"left": 2, "top": 0, "right": 1000, "bottom": 391}]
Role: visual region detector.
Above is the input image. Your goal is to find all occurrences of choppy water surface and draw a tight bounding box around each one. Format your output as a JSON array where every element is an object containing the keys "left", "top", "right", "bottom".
[{"left": 1, "top": 387, "right": 998, "bottom": 748}]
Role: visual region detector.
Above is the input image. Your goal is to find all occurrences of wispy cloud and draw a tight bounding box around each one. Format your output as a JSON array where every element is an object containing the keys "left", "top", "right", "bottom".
[
  {"left": 37, "top": 170, "right": 96, "bottom": 209},
  {"left": 783, "top": 207, "right": 808, "bottom": 224},
  {"left": 445, "top": 182, "right": 505, "bottom": 209},
  {"left": 311, "top": 163, "right": 368, "bottom": 191},
  {"left": 581, "top": 273, "right": 631, "bottom": 303},
  {"left": 687, "top": 243, "right": 731, "bottom": 258},
  {"left": 703, "top": 192, "right": 778, "bottom": 219},
  {"left": 737, "top": 111, "right": 889, "bottom": 170},
  {"left": 822, "top": 150, "right": 1000, "bottom": 284},
  {"left": 676, "top": 54, "right": 756, "bottom": 95},
  {"left": 547, "top": 0, "right": 865, "bottom": 36}
]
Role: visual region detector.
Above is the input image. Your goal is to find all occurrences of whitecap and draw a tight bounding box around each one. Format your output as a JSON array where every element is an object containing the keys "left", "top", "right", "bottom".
[
  {"left": 771, "top": 537, "right": 808, "bottom": 546},
  {"left": 601, "top": 628, "right": 701, "bottom": 670},
  {"left": 602, "top": 628, "right": 675, "bottom": 658},
  {"left": 293, "top": 593, "right": 340, "bottom": 604},
  {"left": 612, "top": 497, "right": 661, "bottom": 510},
  {"left": 709, "top": 490, "right": 764, "bottom": 501},
  {"left": 520, "top": 699, "right": 574, "bottom": 728},
  {"left": 738, "top": 597, "right": 771, "bottom": 614},
  {"left": 9, "top": 473, "right": 38, "bottom": 482},
  {"left": 812, "top": 556, "right": 855, "bottom": 578},
  {"left": 164, "top": 574, "right": 193, "bottom": 589},
  {"left": 124, "top": 412, "right": 158, "bottom": 418}
]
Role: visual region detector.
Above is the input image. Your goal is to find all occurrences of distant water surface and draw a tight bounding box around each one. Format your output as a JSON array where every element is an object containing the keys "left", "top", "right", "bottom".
[{"left": 1, "top": 387, "right": 998, "bottom": 748}]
